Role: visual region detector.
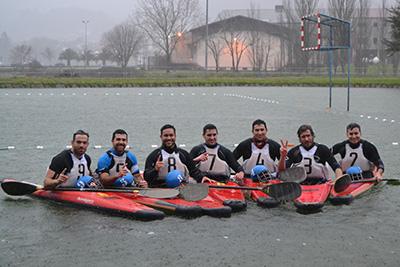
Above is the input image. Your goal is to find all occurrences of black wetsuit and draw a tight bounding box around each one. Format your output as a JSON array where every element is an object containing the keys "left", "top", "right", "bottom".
[
  {"left": 331, "top": 139, "right": 384, "bottom": 178},
  {"left": 144, "top": 145, "right": 203, "bottom": 188},
  {"left": 190, "top": 143, "right": 244, "bottom": 182}
]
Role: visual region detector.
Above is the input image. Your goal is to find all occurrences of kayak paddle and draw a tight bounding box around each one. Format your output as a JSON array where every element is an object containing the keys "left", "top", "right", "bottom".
[
  {"left": 181, "top": 182, "right": 302, "bottom": 201},
  {"left": 278, "top": 167, "right": 307, "bottom": 183},
  {"left": 0, "top": 179, "right": 180, "bottom": 199},
  {"left": 333, "top": 175, "right": 399, "bottom": 193}
]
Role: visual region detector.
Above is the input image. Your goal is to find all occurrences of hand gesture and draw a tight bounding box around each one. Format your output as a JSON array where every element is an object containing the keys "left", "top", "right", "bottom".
[
  {"left": 57, "top": 168, "right": 68, "bottom": 184},
  {"left": 118, "top": 163, "right": 129, "bottom": 178},
  {"left": 135, "top": 173, "right": 148, "bottom": 188},
  {"left": 280, "top": 139, "right": 289, "bottom": 158},
  {"left": 194, "top": 152, "right": 208, "bottom": 162},
  {"left": 155, "top": 155, "right": 164, "bottom": 171}
]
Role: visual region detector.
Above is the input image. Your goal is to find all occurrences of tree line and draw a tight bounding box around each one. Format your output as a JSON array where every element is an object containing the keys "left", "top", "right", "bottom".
[{"left": 1, "top": 0, "right": 400, "bottom": 75}]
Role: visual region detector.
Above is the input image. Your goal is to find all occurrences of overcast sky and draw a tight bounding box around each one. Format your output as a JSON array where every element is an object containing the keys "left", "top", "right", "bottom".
[{"left": 0, "top": 0, "right": 395, "bottom": 43}]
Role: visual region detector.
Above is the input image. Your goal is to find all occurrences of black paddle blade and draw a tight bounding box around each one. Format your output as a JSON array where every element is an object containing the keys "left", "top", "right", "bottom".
[
  {"left": 262, "top": 182, "right": 302, "bottom": 201},
  {"left": 279, "top": 167, "right": 307, "bottom": 183},
  {"left": 333, "top": 174, "right": 352, "bottom": 193},
  {"left": 138, "top": 188, "right": 180, "bottom": 199},
  {"left": 1, "top": 180, "right": 39, "bottom": 196},
  {"left": 386, "top": 179, "right": 400, "bottom": 186},
  {"left": 179, "top": 184, "right": 209, "bottom": 201}
]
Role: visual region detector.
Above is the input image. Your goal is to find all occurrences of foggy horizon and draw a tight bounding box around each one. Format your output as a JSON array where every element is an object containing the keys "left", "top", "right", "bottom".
[{"left": 0, "top": 0, "right": 395, "bottom": 44}]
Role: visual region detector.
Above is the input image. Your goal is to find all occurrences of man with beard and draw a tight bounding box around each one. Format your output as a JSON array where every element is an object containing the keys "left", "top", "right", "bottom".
[
  {"left": 285, "top": 124, "right": 342, "bottom": 183},
  {"left": 233, "top": 119, "right": 285, "bottom": 177},
  {"left": 97, "top": 129, "right": 147, "bottom": 187},
  {"left": 331, "top": 123, "right": 384, "bottom": 179},
  {"left": 43, "top": 130, "right": 95, "bottom": 189},
  {"left": 144, "top": 124, "right": 209, "bottom": 188},
  {"left": 190, "top": 123, "right": 244, "bottom": 183}
]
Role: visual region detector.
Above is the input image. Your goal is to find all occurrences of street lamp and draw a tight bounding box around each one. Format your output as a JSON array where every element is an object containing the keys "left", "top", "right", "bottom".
[{"left": 82, "top": 19, "right": 89, "bottom": 67}]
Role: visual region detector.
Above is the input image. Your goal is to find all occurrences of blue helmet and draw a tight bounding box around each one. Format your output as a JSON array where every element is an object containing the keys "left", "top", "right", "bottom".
[
  {"left": 76, "top": 175, "right": 94, "bottom": 188},
  {"left": 114, "top": 173, "right": 134, "bottom": 187},
  {"left": 346, "top": 166, "right": 363, "bottom": 180},
  {"left": 250, "top": 165, "right": 270, "bottom": 182},
  {"left": 166, "top": 170, "right": 185, "bottom": 188}
]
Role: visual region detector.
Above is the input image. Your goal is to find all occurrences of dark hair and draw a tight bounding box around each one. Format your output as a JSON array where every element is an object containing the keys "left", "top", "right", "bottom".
[
  {"left": 73, "top": 130, "right": 89, "bottom": 141},
  {"left": 297, "top": 124, "right": 315, "bottom": 138},
  {"left": 346, "top": 123, "right": 361, "bottom": 133},
  {"left": 252, "top": 119, "right": 267, "bottom": 130},
  {"left": 203, "top": 124, "right": 218, "bottom": 135},
  {"left": 112, "top": 129, "right": 128, "bottom": 140},
  {"left": 160, "top": 124, "right": 176, "bottom": 134}
]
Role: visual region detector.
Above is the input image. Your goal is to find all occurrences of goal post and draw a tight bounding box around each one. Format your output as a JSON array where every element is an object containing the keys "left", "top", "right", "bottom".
[{"left": 301, "top": 13, "right": 351, "bottom": 111}]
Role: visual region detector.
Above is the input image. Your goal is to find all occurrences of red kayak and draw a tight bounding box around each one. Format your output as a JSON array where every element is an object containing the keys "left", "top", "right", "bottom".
[
  {"left": 243, "top": 178, "right": 280, "bottom": 208},
  {"left": 32, "top": 190, "right": 165, "bottom": 221},
  {"left": 206, "top": 180, "right": 246, "bottom": 212},
  {"left": 121, "top": 191, "right": 231, "bottom": 218},
  {"left": 294, "top": 180, "right": 333, "bottom": 211},
  {"left": 329, "top": 180, "right": 377, "bottom": 205}
]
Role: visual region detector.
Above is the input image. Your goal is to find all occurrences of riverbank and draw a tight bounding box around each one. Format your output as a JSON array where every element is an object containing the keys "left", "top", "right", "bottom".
[{"left": 0, "top": 76, "right": 399, "bottom": 88}]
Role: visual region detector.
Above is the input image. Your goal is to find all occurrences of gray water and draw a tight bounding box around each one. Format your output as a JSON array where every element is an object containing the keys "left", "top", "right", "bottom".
[{"left": 1, "top": 86, "right": 399, "bottom": 267}]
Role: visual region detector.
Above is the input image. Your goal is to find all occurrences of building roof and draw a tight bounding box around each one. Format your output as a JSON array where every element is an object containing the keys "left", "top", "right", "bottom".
[
  {"left": 190, "top": 15, "right": 292, "bottom": 39},
  {"left": 217, "top": 7, "right": 388, "bottom": 24}
]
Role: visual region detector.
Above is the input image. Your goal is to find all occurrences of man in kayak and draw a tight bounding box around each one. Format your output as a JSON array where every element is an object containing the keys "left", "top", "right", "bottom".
[
  {"left": 144, "top": 124, "right": 209, "bottom": 187},
  {"left": 331, "top": 122, "right": 384, "bottom": 179},
  {"left": 233, "top": 119, "right": 285, "bottom": 177},
  {"left": 43, "top": 130, "right": 95, "bottom": 189},
  {"left": 190, "top": 124, "right": 244, "bottom": 183},
  {"left": 97, "top": 129, "right": 147, "bottom": 188},
  {"left": 285, "top": 124, "right": 343, "bottom": 183}
]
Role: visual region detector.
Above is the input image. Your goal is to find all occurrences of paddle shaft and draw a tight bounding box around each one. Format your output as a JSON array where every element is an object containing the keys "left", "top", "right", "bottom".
[
  {"left": 208, "top": 184, "right": 267, "bottom": 191},
  {"left": 352, "top": 178, "right": 398, "bottom": 183}
]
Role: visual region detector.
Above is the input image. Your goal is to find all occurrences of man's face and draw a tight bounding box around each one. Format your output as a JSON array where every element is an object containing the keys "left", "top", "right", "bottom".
[
  {"left": 252, "top": 124, "right": 267, "bottom": 141},
  {"left": 299, "top": 130, "right": 314, "bottom": 149},
  {"left": 203, "top": 129, "right": 218, "bottom": 146},
  {"left": 72, "top": 134, "right": 89, "bottom": 156},
  {"left": 161, "top": 128, "right": 176, "bottom": 148},
  {"left": 347, "top": 127, "right": 361, "bottom": 144},
  {"left": 112, "top": 133, "right": 128, "bottom": 153}
]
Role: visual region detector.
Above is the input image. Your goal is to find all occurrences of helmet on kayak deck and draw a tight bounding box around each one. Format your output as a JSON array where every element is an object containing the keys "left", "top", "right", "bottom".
[
  {"left": 250, "top": 165, "right": 271, "bottom": 182},
  {"left": 76, "top": 175, "right": 94, "bottom": 188},
  {"left": 114, "top": 173, "right": 134, "bottom": 187},
  {"left": 166, "top": 170, "right": 185, "bottom": 188},
  {"left": 346, "top": 166, "right": 363, "bottom": 181}
]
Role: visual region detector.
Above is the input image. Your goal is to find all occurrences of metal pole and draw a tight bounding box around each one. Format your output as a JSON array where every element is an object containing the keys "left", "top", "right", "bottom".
[
  {"left": 82, "top": 20, "right": 89, "bottom": 67},
  {"left": 347, "top": 22, "right": 351, "bottom": 112},
  {"left": 205, "top": 0, "right": 208, "bottom": 74},
  {"left": 329, "top": 25, "right": 333, "bottom": 109}
]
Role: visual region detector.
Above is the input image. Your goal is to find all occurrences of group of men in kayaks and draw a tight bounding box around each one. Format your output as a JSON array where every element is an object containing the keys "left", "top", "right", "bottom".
[{"left": 43, "top": 120, "right": 384, "bottom": 192}]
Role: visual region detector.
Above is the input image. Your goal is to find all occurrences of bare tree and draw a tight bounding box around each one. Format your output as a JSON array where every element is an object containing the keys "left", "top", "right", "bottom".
[
  {"left": 247, "top": 3, "right": 272, "bottom": 72},
  {"left": 378, "top": 0, "right": 388, "bottom": 75},
  {"left": 136, "top": 0, "right": 200, "bottom": 71},
  {"left": 353, "top": 0, "right": 371, "bottom": 75},
  {"left": 282, "top": 0, "right": 319, "bottom": 73},
  {"left": 102, "top": 21, "right": 143, "bottom": 72},
  {"left": 10, "top": 44, "right": 32, "bottom": 66},
  {"left": 207, "top": 35, "right": 224, "bottom": 72},
  {"left": 41, "top": 47, "right": 54, "bottom": 66},
  {"left": 328, "top": 0, "right": 356, "bottom": 74}
]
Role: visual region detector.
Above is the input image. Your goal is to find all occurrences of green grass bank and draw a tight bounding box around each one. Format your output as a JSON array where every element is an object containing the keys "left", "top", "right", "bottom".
[{"left": 0, "top": 76, "right": 399, "bottom": 88}]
